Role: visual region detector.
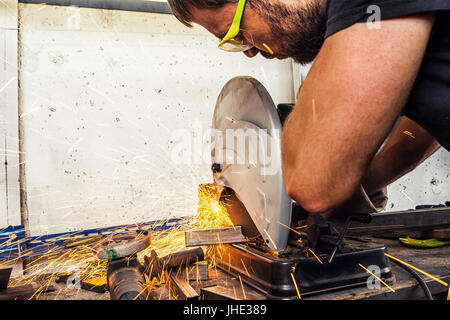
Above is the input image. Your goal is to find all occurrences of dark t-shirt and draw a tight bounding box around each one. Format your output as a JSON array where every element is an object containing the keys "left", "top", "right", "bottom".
[{"left": 325, "top": 0, "right": 450, "bottom": 151}]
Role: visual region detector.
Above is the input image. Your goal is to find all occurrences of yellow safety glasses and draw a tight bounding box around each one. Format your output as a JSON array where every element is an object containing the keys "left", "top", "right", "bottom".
[{"left": 218, "top": 0, "right": 254, "bottom": 52}]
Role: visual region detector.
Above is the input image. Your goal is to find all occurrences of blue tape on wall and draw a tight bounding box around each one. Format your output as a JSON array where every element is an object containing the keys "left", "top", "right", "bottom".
[{"left": 0, "top": 217, "right": 186, "bottom": 261}]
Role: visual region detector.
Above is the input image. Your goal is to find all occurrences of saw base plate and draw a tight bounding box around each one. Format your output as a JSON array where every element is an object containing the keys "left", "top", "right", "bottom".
[{"left": 213, "top": 239, "right": 393, "bottom": 299}]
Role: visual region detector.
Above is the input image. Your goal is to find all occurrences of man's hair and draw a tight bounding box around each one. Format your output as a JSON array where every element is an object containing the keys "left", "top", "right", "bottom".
[{"left": 168, "top": 0, "right": 238, "bottom": 27}]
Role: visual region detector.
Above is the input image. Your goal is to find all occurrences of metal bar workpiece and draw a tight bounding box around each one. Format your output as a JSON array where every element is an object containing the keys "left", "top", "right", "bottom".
[{"left": 330, "top": 207, "right": 450, "bottom": 236}]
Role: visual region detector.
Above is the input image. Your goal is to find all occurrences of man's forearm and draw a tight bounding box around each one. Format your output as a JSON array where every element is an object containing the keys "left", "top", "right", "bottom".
[{"left": 363, "top": 116, "right": 441, "bottom": 196}]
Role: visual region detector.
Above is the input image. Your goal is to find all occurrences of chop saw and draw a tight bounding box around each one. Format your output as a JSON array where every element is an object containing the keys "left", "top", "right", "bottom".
[
  {"left": 211, "top": 76, "right": 292, "bottom": 252},
  {"left": 208, "top": 76, "right": 450, "bottom": 299}
]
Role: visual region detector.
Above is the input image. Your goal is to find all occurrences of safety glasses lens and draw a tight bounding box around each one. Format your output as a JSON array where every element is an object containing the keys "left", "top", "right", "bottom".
[{"left": 219, "top": 40, "right": 253, "bottom": 52}]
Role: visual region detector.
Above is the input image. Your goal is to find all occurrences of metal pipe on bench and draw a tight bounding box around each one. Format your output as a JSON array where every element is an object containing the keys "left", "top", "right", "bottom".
[
  {"left": 18, "top": 0, "right": 173, "bottom": 15},
  {"left": 331, "top": 207, "right": 450, "bottom": 236}
]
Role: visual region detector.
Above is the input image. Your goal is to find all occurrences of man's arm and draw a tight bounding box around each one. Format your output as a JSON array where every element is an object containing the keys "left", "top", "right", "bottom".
[
  {"left": 363, "top": 116, "right": 441, "bottom": 196},
  {"left": 282, "top": 13, "right": 435, "bottom": 214}
]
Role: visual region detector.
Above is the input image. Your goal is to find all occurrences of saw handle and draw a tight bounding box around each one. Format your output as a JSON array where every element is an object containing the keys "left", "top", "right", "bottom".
[{"left": 327, "top": 213, "right": 372, "bottom": 264}]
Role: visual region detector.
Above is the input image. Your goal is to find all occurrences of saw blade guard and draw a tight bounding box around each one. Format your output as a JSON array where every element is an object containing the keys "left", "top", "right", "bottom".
[{"left": 211, "top": 76, "right": 292, "bottom": 252}]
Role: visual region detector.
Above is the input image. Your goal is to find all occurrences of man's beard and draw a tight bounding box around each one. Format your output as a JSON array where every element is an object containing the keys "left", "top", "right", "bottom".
[{"left": 250, "top": 0, "right": 327, "bottom": 64}]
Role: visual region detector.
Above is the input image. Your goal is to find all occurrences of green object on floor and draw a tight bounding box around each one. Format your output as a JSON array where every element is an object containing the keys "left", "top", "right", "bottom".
[{"left": 399, "top": 236, "right": 450, "bottom": 248}]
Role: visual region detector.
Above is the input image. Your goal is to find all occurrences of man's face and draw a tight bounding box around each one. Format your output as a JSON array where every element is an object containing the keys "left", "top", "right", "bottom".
[{"left": 189, "top": 0, "right": 327, "bottom": 64}]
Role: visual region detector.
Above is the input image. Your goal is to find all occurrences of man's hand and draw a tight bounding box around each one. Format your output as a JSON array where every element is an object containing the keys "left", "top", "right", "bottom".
[{"left": 282, "top": 13, "right": 435, "bottom": 214}]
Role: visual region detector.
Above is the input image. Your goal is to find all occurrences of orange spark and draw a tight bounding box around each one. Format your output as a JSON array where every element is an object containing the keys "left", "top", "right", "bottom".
[
  {"left": 196, "top": 258, "right": 200, "bottom": 283},
  {"left": 308, "top": 248, "right": 323, "bottom": 265},
  {"left": 241, "top": 259, "right": 250, "bottom": 277},
  {"left": 402, "top": 131, "right": 415, "bottom": 139},
  {"left": 263, "top": 229, "right": 278, "bottom": 251},
  {"left": 312, "top": 99, "right": 317, "bottom": 123},
  {"left": 145, "top": 278, "right": 157, "bottom": 300},
  {"left": 262, "top": 43, "right": 274, "bottom": 55},
  {"left": 277, "top": 221, "right": 303, "bottom": 236},
  {"left": 133, "top": 280, "right": 153, "bottom": 300},
  {"left": 399, "top": 189, "right": 415, "bottom": 204},
  {"left": 290, "top": 271, "right": 301, "bottom": 299},
  {"left": 238, "top": 275, "right": 247, "bottom": 300},
  {"left": 385, "top": 253, "right": 448, "bottom": 287}
]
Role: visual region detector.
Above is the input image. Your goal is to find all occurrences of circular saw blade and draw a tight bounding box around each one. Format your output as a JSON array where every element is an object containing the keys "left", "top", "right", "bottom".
[
  {"left": 219, "top": 187, "right": 259, "bottom": 238},
  {"left": 211, "top": 77, "right": 292, "bottom": 251}
]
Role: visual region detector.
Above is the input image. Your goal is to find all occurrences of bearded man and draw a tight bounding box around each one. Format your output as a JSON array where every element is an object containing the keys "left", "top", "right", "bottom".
[{"left": 167, "top": 0, "right": 450, "bottom": 218}]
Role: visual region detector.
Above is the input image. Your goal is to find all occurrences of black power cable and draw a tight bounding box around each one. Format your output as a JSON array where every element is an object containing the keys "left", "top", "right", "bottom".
[{"left": 388, "top": 257, "right": 433, "bottom": 300}]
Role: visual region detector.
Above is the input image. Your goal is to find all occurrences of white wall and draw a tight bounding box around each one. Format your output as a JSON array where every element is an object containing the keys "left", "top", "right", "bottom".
[
  {"left": 385, "top": 149, "right": 449, "bottom": 211},
  {"left": 18, "top": 4, "right": 295, "bottom": 236},
  {"left": 0, "top": 0, "right": 21, "bottom": 228}
]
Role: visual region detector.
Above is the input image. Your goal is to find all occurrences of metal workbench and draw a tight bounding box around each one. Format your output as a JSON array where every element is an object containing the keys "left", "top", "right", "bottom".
[
  {"left": 146, "top": 237, "right": 450, "bottom": 301},
  {"left": 9, "top": 235, "right": 448, "bottom": 300}
]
